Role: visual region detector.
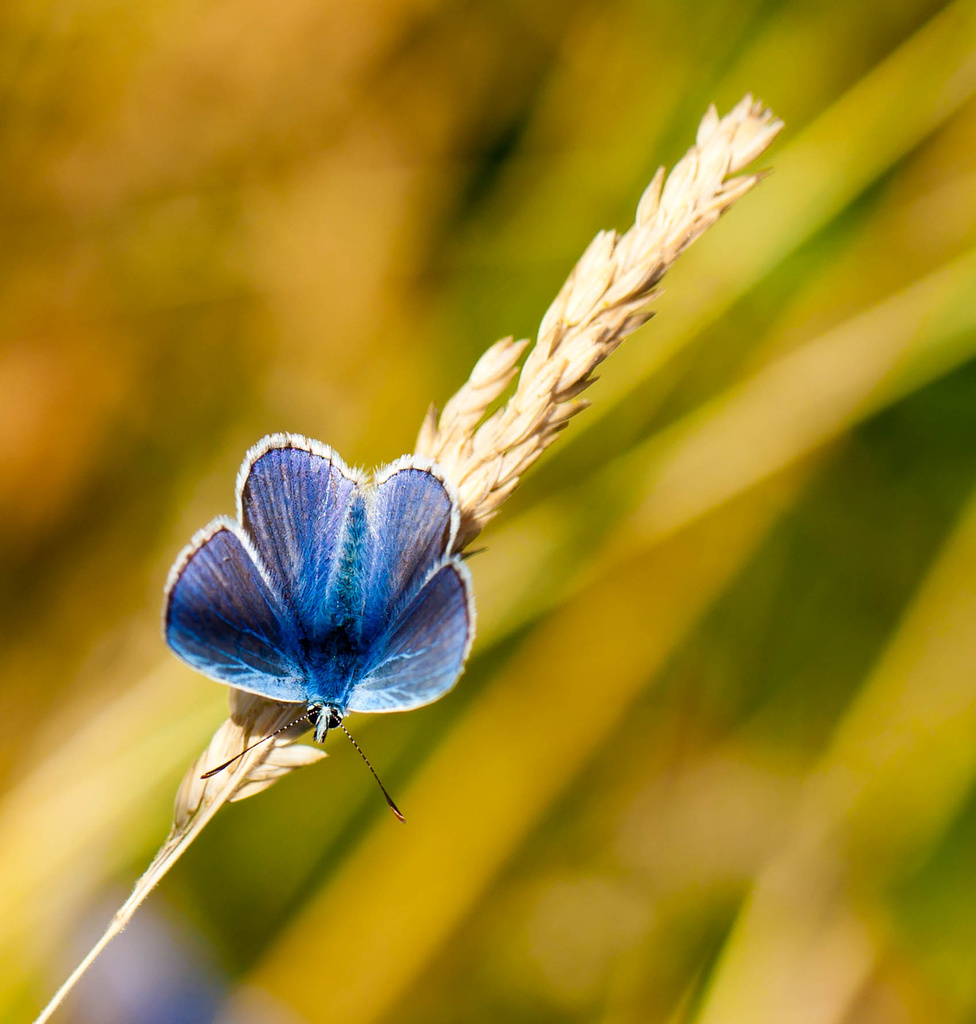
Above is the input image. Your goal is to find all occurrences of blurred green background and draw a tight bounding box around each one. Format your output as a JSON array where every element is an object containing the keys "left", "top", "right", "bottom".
[{"left": 4, "top": 0, "right": 976, "bottom": 1021}]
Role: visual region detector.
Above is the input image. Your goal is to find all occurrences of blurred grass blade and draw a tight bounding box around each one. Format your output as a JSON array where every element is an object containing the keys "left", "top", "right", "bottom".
[
  {"left": 693, "top": 481, "right": 976, "bottom": 1024},
  {"left": 242, "top": 239, "right": 976, "bottom": 1023},
  {"left": 479, "top": 241, "right": 976, "bottom": 635},
  {"left": 554, "top": 0, "right": 976, "bottom": 442},
  {"left": 617, "top": 242, "right": 976, "bottom": 545},
  {"left": 240, "top": 473, "right": 802, "bottom": 1024},
  {"left": 0, "top": 667, "right": 223, "bottom": 1009}
]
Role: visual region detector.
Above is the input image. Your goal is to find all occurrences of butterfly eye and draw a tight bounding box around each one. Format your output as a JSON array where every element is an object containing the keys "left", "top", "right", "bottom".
[
  {"left": 306, "top": 703, "right": 323, "bottom": 727},
  {"left": 326, "top": 706, "right": 343, "bottom": 731}
]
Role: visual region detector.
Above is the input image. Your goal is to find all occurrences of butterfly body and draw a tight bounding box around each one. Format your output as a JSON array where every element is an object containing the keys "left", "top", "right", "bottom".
[{"left": 164, "top": 434, "right": 475, "bottom": 740}]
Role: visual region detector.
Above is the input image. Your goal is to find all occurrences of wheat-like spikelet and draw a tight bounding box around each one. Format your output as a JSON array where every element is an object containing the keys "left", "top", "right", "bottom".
[
  {"left": 417, "top": 94, "right": 783, "bottom": 548},
  {"left": 35, "top": 95, "right": 780, "bottom": 1024}
]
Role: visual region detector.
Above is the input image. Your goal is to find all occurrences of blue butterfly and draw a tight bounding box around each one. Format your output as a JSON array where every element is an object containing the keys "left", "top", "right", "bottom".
[{"left": 164, "top": 433, "right": 475, "bottom": 807}]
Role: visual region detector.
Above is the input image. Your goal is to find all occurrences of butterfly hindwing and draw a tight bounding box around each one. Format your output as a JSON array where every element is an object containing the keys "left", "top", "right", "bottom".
[
  {"left": 347, "top": 560, "right": 474, "bottom": 712},
  {"left": 238, "top": 434, "right": 361, "bottom": 640},
  {"left": 164, "top": 519, "right": 306, "bottom": 702}
]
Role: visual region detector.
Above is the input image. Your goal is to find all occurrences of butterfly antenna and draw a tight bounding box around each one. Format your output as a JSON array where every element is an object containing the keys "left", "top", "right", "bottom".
[
  {"left": 200, "top": 711, "right": 312, "bottom": 779},
  {"left": 338, "top": 722, "right": 406, "bottom": 823}
]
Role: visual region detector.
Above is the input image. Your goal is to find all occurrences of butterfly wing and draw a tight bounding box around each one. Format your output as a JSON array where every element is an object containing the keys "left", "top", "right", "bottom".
[
  {"left": 359, "top": 458, "right": 458, "bottom": 641},
  {"left": 166, "top": 444, "right": 475, "bottom": 712},
  {"left": 164, "top": 518, "right": 306, "bottom": 702},
  {"left": 237, "top": 433, "right": 361, "bottom": 639},
  {"left": 347, "top": 560, "right": 474, "bottom": 712}
]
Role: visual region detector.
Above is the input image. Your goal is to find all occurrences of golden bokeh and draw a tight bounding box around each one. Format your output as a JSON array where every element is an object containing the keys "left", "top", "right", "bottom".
[{"left": 5, "top": 0, "right": 976, "bottom": 1021}]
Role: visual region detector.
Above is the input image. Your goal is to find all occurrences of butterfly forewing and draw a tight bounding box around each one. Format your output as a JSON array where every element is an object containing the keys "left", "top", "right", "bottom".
[
  {"left": 348, "top": 561, "right": 473, "bottom": 712},
  {"left": 164, "top": 521, "right": 306, "bottom": 702},
  {"left": 239, "top": 435, "right": 360, "bottom": 640},
  {"left": 360, "top": 461, "right": 457, "bottom": 641}
]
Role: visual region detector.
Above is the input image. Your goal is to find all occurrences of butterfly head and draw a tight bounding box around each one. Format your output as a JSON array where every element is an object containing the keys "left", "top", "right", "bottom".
[{"left": 308, "top": 702, "right": 343, "bottom": 744}]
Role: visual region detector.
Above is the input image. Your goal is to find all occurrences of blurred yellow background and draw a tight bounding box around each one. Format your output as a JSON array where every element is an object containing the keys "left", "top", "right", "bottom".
[{"left": 5, "top": 0, "right": 976, "bottom": 1021}]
